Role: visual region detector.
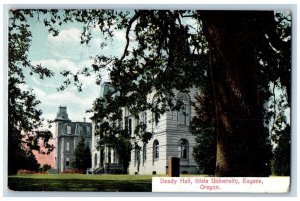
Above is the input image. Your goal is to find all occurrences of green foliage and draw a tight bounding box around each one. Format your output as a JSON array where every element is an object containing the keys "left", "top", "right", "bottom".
[
  {"left": 8, "top": 10, "right": 55, "bottom": 175},
  {"left": 72, "top": 135, "right": 92, "bottom": 172},
  {"left": 17, "top": 150, "right": 41, "bottom": 172},
  {"left": 190, "top": 83, "right": 216, "bottom": 175},
  {"left": 187, "top": 51, "right": 217, "bottom": 174},
  {"left": 40, "top": 164, "right": 52, "bottom": 172},
  {"left": 271, "top": 125, "right": 290, "bottom": 176},
  {"left": 257, "top": 12, "right": 291, "bottom": 176}
]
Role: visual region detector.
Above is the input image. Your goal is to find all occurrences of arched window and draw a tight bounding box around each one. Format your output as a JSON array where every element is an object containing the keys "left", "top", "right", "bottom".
[
  {"left": 177, "top": 92, "right": 190, "bottom": 125},
  {"left": 153, "top": 140, "right": 159, "bottom": 160},
  {"left": 178, "top": 139, "right": 189, "bottom": 159},
  {"left": 66, "top": 156, "right": 70, "bottom": 166}
]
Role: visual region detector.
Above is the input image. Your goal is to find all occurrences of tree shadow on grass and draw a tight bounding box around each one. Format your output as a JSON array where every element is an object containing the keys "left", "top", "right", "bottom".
[{"left": 8, "top": 178, "right": 152, "bottom": 192}]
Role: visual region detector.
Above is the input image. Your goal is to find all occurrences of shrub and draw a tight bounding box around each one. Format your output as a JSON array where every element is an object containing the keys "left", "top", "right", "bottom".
[
  {"left": 17, "top": 169, "right": 36, "bottom": 174},
  {"left": 37, "top": 170, "right": 48, "bottom": 174},
  {"left": 40, "top": 164, "right": 52, "bottom": 172},
  {"left": 62, "top": 169, "right": 85, "bottom": 174}
]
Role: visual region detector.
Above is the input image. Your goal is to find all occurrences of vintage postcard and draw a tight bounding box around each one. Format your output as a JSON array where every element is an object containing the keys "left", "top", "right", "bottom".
[{"left": 5, "top": 5, "right": 292, "bottom": 194}]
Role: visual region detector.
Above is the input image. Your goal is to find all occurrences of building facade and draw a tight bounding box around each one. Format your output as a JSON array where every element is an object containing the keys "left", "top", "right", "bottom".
[
  {"left": 128, "top": 88, "right": 199, "bottom": 175},
  {"left": 53, "top": 106, "right": 92, "bottom": 173},
  {"left": 91, "top": 82, "right": 200, "bottom": 175}
]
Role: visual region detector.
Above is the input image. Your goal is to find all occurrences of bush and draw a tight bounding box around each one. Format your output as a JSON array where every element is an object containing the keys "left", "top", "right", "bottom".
[
  {"left": 37, "top": 170, "right": 48, "bottom": 174},
  {"left": 17, "top": 169, "right": 36, "bottom": 174},
  {"left": 62, "top": 169, "right": 85, "bottom": 174},
  {"left": 39, "top": 164, "right": 52, "bottom": 172}
]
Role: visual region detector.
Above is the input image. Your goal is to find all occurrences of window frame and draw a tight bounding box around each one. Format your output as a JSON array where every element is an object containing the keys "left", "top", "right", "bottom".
[
  {"left": 66, "top": 141, "right": 70, "bottom": 151},
  {"left": 177, "top": 92, "right": 190, "bottom": 126},
  {"left": 66, "top": 156, "right": 70, "bottom": 166},
  {"left": 142, "top": 143, "right": 147, "bottom": 165},
  {"left": 153, "top": 140, "right": 159, "bottom": 160},
  {"left": 179, "top": 139, "right": 189, "bottom": 159},
  {"left": 67, "top": 125, "right": 71, "bottom": 135}
]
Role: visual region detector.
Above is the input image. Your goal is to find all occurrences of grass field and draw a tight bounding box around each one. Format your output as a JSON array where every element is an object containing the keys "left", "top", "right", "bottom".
[{"left": 8, "top": 174, "right": 154, "bottom": 192}]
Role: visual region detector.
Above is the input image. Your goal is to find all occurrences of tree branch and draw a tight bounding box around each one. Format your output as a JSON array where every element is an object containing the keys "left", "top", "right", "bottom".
[{"left": 120, "top": 11, "right": 141, "bottom": 62}]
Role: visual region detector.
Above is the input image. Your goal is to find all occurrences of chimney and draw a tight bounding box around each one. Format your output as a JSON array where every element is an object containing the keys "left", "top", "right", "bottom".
[{"left": 83, "top": 117, "right": 86, "bottom": 122}]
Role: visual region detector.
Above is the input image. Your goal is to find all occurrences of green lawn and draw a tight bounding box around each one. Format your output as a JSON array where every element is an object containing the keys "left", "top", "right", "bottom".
[{"left": 8, "top": 174, "right": 154, "bottom": 192}]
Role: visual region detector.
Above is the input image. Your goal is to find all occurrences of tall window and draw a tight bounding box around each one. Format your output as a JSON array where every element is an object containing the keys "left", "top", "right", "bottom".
[
  {"left": 177, "top": 92, "right": 190, "bottom": 125},
  {"left": 113, "top": 150, "right": 118, "bottom": 163},
  {"left": 100, "top": 147, "right": 104, "bottom": 167},
  {"left": 179, "top": 139, "right": 189, "bottom": 159},
  {"left": 128, "top": 118, "right": 132, "bottom": 136},
  {"left": 67, "top": 125, "right": 71, "bottom": 134},
  {"left": 125, "top": 117, "right": 132, "bottom": 137},
  {"left": 66, "top": 141, "right": 70, "bottom": 151},
  {"left": 108, "top": 146, "right": 111, "bottom": 163},
  {"left": 153, "top": 140, "right": 159, "bottom": 160},
  {"left": 66, "top": 156, "right": 70, "bottom": 166},
  {"left": 94, "top": 153, "right": 98, "bottom": 167},
  {"left": 178, "top": 104, "right": 187, "bottom": 125},
  {"left": 143, "top": 143, "right": 147, "bottom": 165},
  {"left": 86, "top": 126, "right": 90, "bottom": 135},
  {"left": 142, "top": 112, "right": 147, "bottom": 125},
  {"left": 135, "top": 147, "right": 140, "bottom": 167},
  {"left": 79, "top": 126, "right": 83, "bottom": 135}
]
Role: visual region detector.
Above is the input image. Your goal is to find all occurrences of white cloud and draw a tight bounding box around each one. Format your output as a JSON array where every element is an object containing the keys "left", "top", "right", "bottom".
[
  {"left": 47, "top": 28, "right": 81, "bottom": 43},
  {"left": 51, "top": 51, "right": 73, "bottom": 60},
  {"left": 18, "top": 83, "right": 30, "bottom": 92},
  {"left": 32, "top": 87, "right": 47, "bottom": 98},
  {"left": 45, "top": 90, "right": 96, "bottom": 121},
  {"left": 78, "top": 59, "right": 93, "bottom": 68},
  {"left": 114, "top": 30, "right": 126, "bottom": 43},
  {"left": 30, "top": 58, "right": 102, "bottom": 98},
  {"left": 91, "top": 38, "right": 104, "bottom": 48},
  {"left": 32, "top": 77, "right": 57, "bottom": 89},
  {"left": 33, "top": 87, "right": 97, "bottom": 121},
  {"left": 45, "top": 91, "right": 95, "bottom": 108}
]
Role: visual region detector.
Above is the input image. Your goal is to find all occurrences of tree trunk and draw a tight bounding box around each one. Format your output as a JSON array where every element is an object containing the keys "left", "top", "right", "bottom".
[{"left": 200, "top": 11, "right": 272, "bottom": 176}]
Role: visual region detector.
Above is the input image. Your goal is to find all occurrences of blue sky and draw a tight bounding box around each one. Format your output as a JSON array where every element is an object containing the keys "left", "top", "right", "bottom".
[
  {"left": 22, "top": 10, "right": 197, "bottom": 125},
  {"left": 22, "top": 12, "right": 128, "bottom": 124}
]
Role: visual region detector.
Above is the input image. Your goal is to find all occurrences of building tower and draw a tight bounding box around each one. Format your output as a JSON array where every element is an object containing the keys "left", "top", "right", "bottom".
[{"left": 54, "top": 106, "right": 92, "bottom": 173}]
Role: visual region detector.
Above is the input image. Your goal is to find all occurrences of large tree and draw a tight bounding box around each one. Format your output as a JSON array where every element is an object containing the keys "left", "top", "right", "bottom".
[
  {"left": 190, "top": 68, "right": 217, "bottom": 175},
  {"left": 8, "top": 10, "right": 55, "bottom": 175},
  {"left": 197, "top": 11, "right": 274, "bottom": 176},
  {"left": 72, "top": 135, "right": 92, "bottom": 172}
]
